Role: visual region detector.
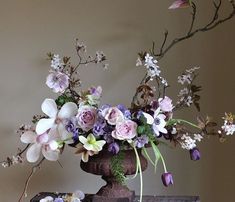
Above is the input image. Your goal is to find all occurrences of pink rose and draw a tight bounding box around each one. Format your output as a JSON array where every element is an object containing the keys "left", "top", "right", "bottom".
[
  {"left": 77, "top": 105, "right": 97, "bottom": 131},
  {"left": 112, "top": 120, "right": 137, "bottom": 140},
  {"left": 103, "top": 107, "right": 124, "bottom": 125},
  {"left": 158, "top": 96, "right": 174, "bottom": 112}
]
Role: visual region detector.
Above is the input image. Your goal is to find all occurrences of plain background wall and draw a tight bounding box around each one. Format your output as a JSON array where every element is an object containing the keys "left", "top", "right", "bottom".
[{"left": 0, "top": 0, "right": 235, "bottom": 201}]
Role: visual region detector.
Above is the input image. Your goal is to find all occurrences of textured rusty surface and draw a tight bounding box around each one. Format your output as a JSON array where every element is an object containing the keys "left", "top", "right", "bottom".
[
  {"left": 80, "top": 149, "right": 147, "bottom": 201},
  {"left": 31, "top": 193, "right": 200, "bottom": 202}
]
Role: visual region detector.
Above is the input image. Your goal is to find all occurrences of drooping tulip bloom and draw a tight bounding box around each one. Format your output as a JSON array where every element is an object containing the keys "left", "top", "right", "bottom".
[
  {"left": 190, "top": 147, "right": 201, "bottom": 161},
  {"left": 161, "top": 172, "right": 174, "bottom": 187}
]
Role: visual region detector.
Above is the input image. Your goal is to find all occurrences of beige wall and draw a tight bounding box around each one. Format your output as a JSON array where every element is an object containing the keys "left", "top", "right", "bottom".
[{"left": 0, "top": 0, "right": 235, "bottom": 201}]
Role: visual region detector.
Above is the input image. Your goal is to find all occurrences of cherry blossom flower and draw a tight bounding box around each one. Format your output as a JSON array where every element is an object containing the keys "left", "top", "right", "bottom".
[
  {"left": 50, "top": 54, "right": 63, "bottom": 70},
  {"left": 46, "top": 71, "right": 69, "bottom": 93},
  {"left": 20, "top": 131, "right": 60, "bottom": 163},
  {"left": 36, "top": 99, "right": 78, "bottom": 144}
]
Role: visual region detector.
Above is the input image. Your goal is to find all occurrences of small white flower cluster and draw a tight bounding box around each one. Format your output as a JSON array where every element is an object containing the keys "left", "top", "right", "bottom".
[
  {"left": 177, "top": 66, "right": 200, "bottom": 85},
  {"left": 177, "top": 87, "right": 193, "bottom": 107},
  {"left": 136, "top": 53, "right": 161, "bottom": 79},
  {"left": 219, "top": 120, "right": 235, "bottom": 135},
  {"left": 15, "top": 124, "right": 34, "bottom": 136},
  {"left": 1, "top": 155, "right": 23, "bottom": 168},
  {"left": 51, "top": 54, "right": 63, "bottom": 70},
  {"left": 180, "top": 133, "right": 203, "bottom": 150}
]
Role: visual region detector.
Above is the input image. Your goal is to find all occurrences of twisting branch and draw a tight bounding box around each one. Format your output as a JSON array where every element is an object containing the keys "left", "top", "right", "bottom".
[
  {"left": 155, "top": 0, "right": 235, "bottom": 61},
  {"left": 131, "top": 0, "right": 235, "bottom": 107},
  {"left": 18, "top": 158, "right": 45, "bottom": 202}
]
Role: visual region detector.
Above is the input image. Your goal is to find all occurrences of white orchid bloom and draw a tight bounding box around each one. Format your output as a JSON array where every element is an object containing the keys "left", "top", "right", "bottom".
[
  {"left": 152, "top": 108, "right": 168, "bottom": 136},
  {"left": 36, "top": 98, "right": 78, "bottom": 144},
  {"left": 20, "top": 131, "right": 60, "bottom": 163}
]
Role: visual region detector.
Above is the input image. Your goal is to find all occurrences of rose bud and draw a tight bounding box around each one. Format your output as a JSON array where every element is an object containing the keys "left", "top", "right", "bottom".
[
  {"left": 190, "top": 147, "right": 201, "bottom": 161},
  {"left": 161, "top": 172, "right": 174, "bottom": 187}
]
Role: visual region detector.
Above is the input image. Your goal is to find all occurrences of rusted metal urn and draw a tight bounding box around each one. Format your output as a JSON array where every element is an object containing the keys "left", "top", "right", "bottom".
[{"left": 80, "top": 149, "right": 148, "bottom": 202}]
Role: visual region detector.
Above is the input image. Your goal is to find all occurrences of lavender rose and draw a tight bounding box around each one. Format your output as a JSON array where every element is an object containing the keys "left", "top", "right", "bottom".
[
  {"left": 76, "top": 105, "right": 97, "bottom": 132},
  {"left": 103, "top": 107, "right": 124, "bottom": 125},
  {"left": 112, "top": 120, "right": 137, "bottom": 140}
]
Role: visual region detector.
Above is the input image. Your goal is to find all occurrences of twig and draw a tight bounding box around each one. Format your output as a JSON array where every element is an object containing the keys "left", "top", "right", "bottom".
[
  {"left": 18, "top": 158, "right": 45, "bottom": 202},
  {"left": 131, "top": 0, "right": 235, "bottom": 107}
]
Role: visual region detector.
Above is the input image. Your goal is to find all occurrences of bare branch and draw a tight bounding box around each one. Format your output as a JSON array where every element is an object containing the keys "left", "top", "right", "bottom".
[{"left": 18, "top": 158, "right": 45, "bottom": 202}]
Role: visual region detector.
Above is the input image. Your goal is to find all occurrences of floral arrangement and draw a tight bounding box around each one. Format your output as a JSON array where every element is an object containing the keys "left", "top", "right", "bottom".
[{"left": 1, "top": 1, "right": 235, "bottom": 202}]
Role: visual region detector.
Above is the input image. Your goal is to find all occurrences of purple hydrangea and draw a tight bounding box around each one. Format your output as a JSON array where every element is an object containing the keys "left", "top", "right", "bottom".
[
  {"left": 108, "top": 142, "right": 120, "bottom": 154},
  {"left": 65, "top": 117, "right": 79, "bottom": 141},
  {"left": 117, "top": 104, "right": 131, "bottom": 119},
  {"left": 134, "top": 135, "right": 149, "bottom": 148},
  {"left": 98, "top": 104, "right": 111, "bottom": 117},
  {"left": 93, "top": 117, "right": 107, "bottom": 136}
]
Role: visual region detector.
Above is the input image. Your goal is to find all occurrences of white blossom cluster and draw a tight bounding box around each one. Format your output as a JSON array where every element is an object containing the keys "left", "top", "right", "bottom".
[
  {"left": 1, "top": 155, "right": 23, "bottom": 168},
  {"left": 51, "top": 54, "right": 63, "bottom": 70},
  {"left": 180, "top": 133, "right": 203, "bottom": 150},
  {"left": 136, "top": 53, "right": 161, "bottom": 79},
  {"left": 219, "top": 120, "right": 235, "bottom": 135}
]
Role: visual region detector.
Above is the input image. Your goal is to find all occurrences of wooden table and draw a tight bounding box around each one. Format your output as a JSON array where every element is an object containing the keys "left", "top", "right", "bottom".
[{"left": 31, "top": 192, "right": 200, "bottom": 202}]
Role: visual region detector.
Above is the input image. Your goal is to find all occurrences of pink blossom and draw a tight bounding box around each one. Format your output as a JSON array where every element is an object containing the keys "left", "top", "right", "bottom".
[
  {"left": 46, "top": 71, "right": 69, "bottom": 93},
  {"left": 112, "top": 120, "right": 137, "bottom": 140},
  {"left": 158, "top": 96, "right": 174, "bottom": 112},
  {"left": 169, "top": 0, "right": 190, "bottom": 9},
  {"left": 103, "top": 107, "right": 124, "bottom": 125},
  {"left": 77, "top": 105, "right": 97, "bottom": 131}
]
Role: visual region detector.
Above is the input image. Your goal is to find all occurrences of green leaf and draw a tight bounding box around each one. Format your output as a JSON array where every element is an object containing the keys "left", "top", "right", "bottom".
[
  {"left": 150, "top": 140, "right": 161, "bottom": 173},
  {"left": 137, "top": 126, "right": 146, "bottom": 134}
]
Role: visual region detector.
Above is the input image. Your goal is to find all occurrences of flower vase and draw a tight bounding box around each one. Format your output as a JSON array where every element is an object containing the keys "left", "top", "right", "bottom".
[{"left": 80, "top": 149, "right": 148, "bottom": 202}]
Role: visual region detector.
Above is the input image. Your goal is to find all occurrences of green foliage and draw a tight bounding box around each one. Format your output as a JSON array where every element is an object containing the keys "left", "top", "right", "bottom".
[
  {"left": 55, "top": 95, "right": 75, "bottom": 107},
  {"left": 110, "top": 151, "right": 126, "bottom": 184}
]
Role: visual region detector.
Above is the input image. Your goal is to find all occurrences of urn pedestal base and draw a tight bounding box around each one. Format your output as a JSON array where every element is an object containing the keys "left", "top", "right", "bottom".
[{"left": 80, "top": 149, "right": 148, "bottom": 202}]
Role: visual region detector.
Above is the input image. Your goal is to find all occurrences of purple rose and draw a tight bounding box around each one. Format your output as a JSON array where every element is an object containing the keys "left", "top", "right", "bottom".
[
  {"left": 46, "top": 71, "right": 69, "bottom": 93},
  {"left": 103, "top": 107, "right": 124, "bottom": 125},
  {"left": 76, "top": 105, "right": 97, "bottom": 131},
  {"left": 112, "top": 120, "right": 137, "bottom": 140},
  {"left": 158, "top": 96, "right": 174, "bottom": 112}
]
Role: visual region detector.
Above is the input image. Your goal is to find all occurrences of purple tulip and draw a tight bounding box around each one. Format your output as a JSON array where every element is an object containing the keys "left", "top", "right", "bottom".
[
  {"left": 161, "top": 172, "right": 174, "bottom": 187},
  {"left": 190, "top": 147, "right": 200, "bottom": 161}
]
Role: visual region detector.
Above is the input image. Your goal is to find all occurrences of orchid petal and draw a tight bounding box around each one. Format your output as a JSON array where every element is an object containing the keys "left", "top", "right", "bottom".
[
  {"left": 41, "top": 98, "right": 58, "bottom": 118},
  {"left": 20, "top": 131, "right": 36, "bottom": 144},
  {"left": 142, "top": 112, "right": 154, "bottom": 124},
  {"left": 58, "top": 102, "right": 78, "bottom": 119},
  {"left": 58, "top": 123, "right": 73, "bottom": 144},
  {"left": 42, "top": 148, "right": 59, "bottom": 161},
  {"left": 26, "top": 143, "right": 41, "bottom": 163},
  {"left": 36, "top": 118, "right": 55, "bottom": 135}
]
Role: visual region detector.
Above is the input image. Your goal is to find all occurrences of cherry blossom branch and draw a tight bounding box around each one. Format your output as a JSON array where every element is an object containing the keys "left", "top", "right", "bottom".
[
  {"left": 131, "top": 0, "right": 235, "bottom": 107},
  {"left": 18, "top": 158, "right": 45, "bottom": 202},
  {"left": 154, "top": 0, "right": 235, "bottom": 60}
]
